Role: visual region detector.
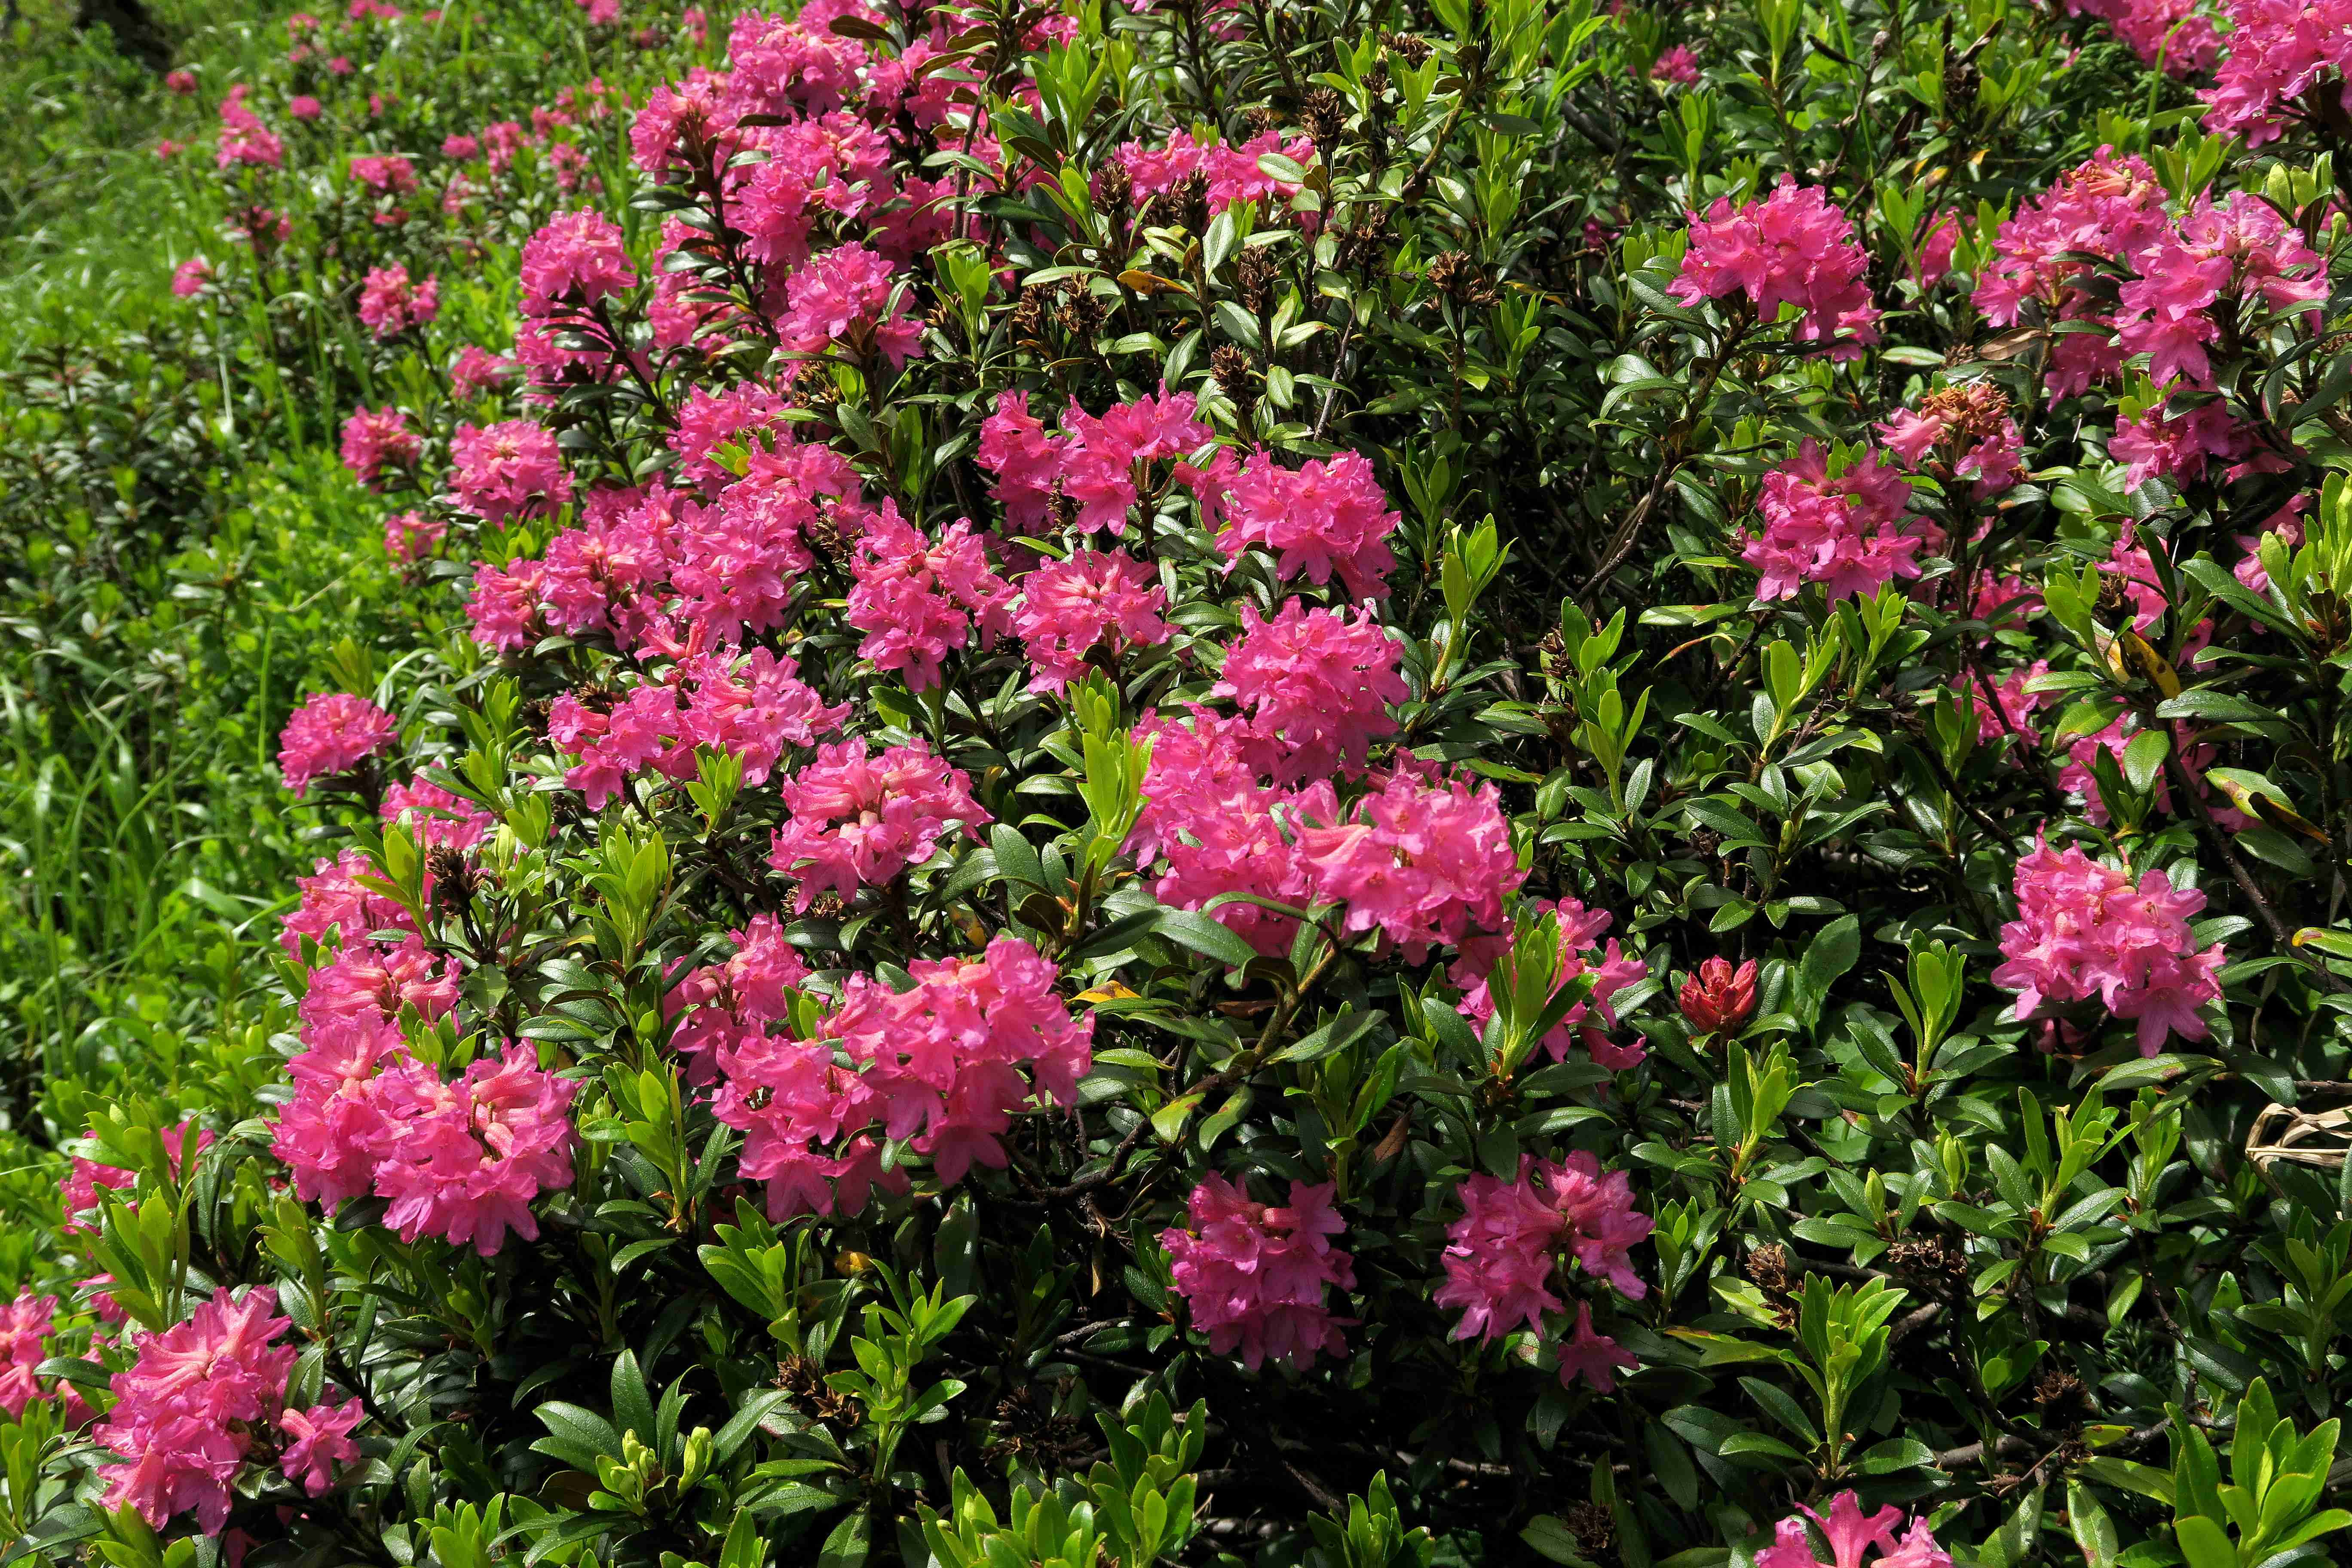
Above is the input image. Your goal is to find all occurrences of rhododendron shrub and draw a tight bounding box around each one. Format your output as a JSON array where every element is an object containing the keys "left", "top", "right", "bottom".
[{"left": 21, "top": 0, "right": 2352, "bottom": 1564}]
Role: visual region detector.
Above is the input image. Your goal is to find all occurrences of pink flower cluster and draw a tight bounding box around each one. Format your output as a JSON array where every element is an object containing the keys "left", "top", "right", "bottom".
[
  {"left": 1296, "top": 769, "right": 1522, "bottom": 961},
  {"left": 767, "top": 738, "right": 988, "bottom": 909},
  {"left": 1213, "top": 600, "right": 1406, "bottom": 782},
  {"left": 473, "top": 441, "right": 866, "bottom": 658},
  {"left": 450, "top": 344, "right": 517, "bottom": 399},
  {"left": 1992, "top": 839, "right": 2225, "bottom": 1054},
  {"left": 1162, "top": 1176, "right": 1355, "bottom": 1370},
  {"left": 549, "top": 648, "right": 845, "bottom": 809},
  {"left": 845, "top": 512, "right": 1012, "bottom": 687},
  {"left": 2066, "top": 0, "right": 2221, "bottom": 76},
  {"left": 2115, "top": 193, "right": 2327, "bottom": 389},
  {"left": 96, "top": 1287, "right": 360, "bottom": 1531},
  {"left": 277, "top": 691, "right": 397, "bottom": 796},
  {"left": 1115, "top": 129, "right": 1317, "bottom": 219},
  {"left": 339, "top": 404, "right": 420, "bottom": 491},
  {"left": 1669, "top": 178, "right": 1879, "bottom": 358},
  {"left": 2201, "top": 0, "right": 2352, "bottom": 144},
  {"left": 1743, "top": 441, "right": 1937, "bottom": 603},
  {"left": 217, "top": 89, "right": 285, "bottom": 170},
  {"left": 347, "top": 153, "right": 416, "bottom": 195},
  {"left": 1013, "top": 548, "right": 1171, "bottom": 693},
  {"left": 1975, "top": 150, "right": 2174, "bottom": 397},
  {"left": 778, "top": 244, "right": 925, "bottom": 367},
  {"left": 711, "top": 936, "right": 1093, "bottom": 1216},
  {"left": 1131, "top": 709, "right": 1519, "bottom": 960},
  {"left": 1449, "top": 899, "right": 1648, "bottom": 1068},
  {"left": 665, "top": 913, "right": 811, "bottom": 1083},
  {"left": 1650, "top": 45, "right": 1701, "bottom": 84},
  {"left": 977, "top": 386, "right": 1222, "bottom": 534},
  {"left": 1877, "top": 382, "right": 2022, "bottom": 497},
  {"left": 356, "top": 263, "right": 439, "bottom": 339},
  {"left": 1435, "top": 1154, "right": 1653, "bottom": 1384},
  {"left": 520, "top": 208, "right": 639, "bottom": 312},
  {"left": 1210, "top": 449, "right": 1399, "bottom": 599},
  {"left": 170, "top": 257, "right": 213, "bottom": 297},
  {"left": 1758, "top": 1493, "right": 1953, "bottom": 1568},
  {"left": 385, "top": 508, "right": 446, "bottom": 563},
  {"left": 273, "top": 1031, "right": 579, "bottom": 1254},
  {"left": 450, "top": 419, "right": 573, "bottom": 524},
  {"left": 0, "top": 1292, "right": 89, "bottom": 1423}
]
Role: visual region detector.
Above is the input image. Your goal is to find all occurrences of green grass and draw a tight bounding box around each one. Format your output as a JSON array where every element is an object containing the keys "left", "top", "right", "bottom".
[{"left": 0, "top": 0, "right": 304, "bottom": 359}]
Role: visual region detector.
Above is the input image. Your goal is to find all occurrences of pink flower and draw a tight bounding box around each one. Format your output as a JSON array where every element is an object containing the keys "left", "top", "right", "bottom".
[
  {"left": 0, "top": 1293, "right": 89, "bottom": 1424},
  {"left": 1115, "top": 129, "right": 1318, "bottom": 219},
  {"left": 216, "top": 98, "right": 285, "bottom": 170},
  {"left": 665, "top": 912, "right": 813, "bottom": 1084},
  {"left": 1758, "top": 1494, "right": 1951, "bottom": 1568},
  {"left": 348, "top": 153, "right": 418, "bottom": 194},
  {"left": 713, "top": 936, "right": 1092, "bottom": 1215},
  {"left": 778, "top": 245, "right": 925, "bottom": 368},
  {"left": 383, "top": 509, "right": 445, "bottom": 563},
  {"left": 450, "top": 419, "right": 572, "bottom": 524},
  {"left": 1210, "top": 450, "right": 1399, "bottom": 598},
  {"left": 669, "top": 380, "right": 792, "bottom": 490},
  {"left": 1558, "top": 1302, "right": 1640, "bottom": 1391},
  {"left": 844, "top": 511, "right": 1014, "bottom": 688},
  {"left": 2067, "top": 0, "right": 2222, "bottom": 74},
  {"left": 282, "top": 848, "right": 415, "bottom": 956},
  {"left": 170, "top": 257, "right": 213, "bottom": 297},
  {"left": 1992, "top": 837, "right": 2225, "bottom": 1055},
  {"left": 1649, "top": 44, "right": 1700, "bottom": 84},
  {"left": 977, "top": 390, "right": 1065, "bottom": 531},
  {"left": 1743, "top": 442, "right": 1936, "bottom": 602},
  {"left": 279, "top": 692, "right": 397, "bottom": 796},
  {"left": 1013, "top": 549, "right": 1170, "bottom": 693},
  {"left": 370, "top": 1046, "right": 579, "bottom": 1254},
  {"left": 165, "top": 69, "right": 197, "bottom": 93},
  {"left": 2115, "top": 193, "right": 2328, "bottom": 390},
  {"left": 1213, "top": 600, "right": 1406, "bottom": 782},
  {"left": 1668, "top": 177, "right": 1879, "bottom": 358},
  {"left": 2201, "top": 0, "right": 2352, "bottom": 145},
  {"left": 95, "top": 1287, "right": 298, "bottom": 1532},
  {"left": 339, "top": 404, "right": 420, "bottom": 491},
  {"left": 768, "top": 738, "right": 989, "bottom": 909},
  {"left": 381, "top": 777, "right": 494, "bottom": 852},
  {"left": 520, "top": 209, "right": 638, "bottom": 312},
  {"left": 1876, "top": 382, "right": 2021, "bottom": 496},
  {"left": 442, "top": 132, "right": 481, "bottom": 159},
  {"left": 1451, "top": 899, "right": 1647, "bottom": 1066},
  {"left": 288, "top": 94, "right": 325, "bottom": 120},
  {"left": 1053, "top": 386, "right": 1216, "bottom": 534},
  {"left": 1435, "top": 1168, "right": 1568, "bottom": 1340},
  {"left": 1163, "top": 1176, "right": 1355, "bottom": 1369},
  {"left": 551, "top": 649, "right": 845, "bottom": 808},
  {"left": 1958, "top": 661, "right": 2048, "bottom": 748},
  {"left": 2111, "top": 400, "right": 2250, "bottom": 489},
  {"left": 276, "top": 1398, "right": 362, "bottom": 1494},
  {"left": 1974, "top": 150, "right": 2172, "bottom": 397},
  {"left": 1295, "top": 769, "right": 1522, "bottom": 962},
  {"left": 356, "top": 263, "right": 439, "bottom": 339},
  {"left": 449, "top": 344, "right": 518, "bottom": 399},
  {"left": 1436, "top": 1153, "right": 1654, "bottom": 1344},
  {"left": 1678, "top": 956, "right": 1758, "bottom": 1032},
  {"left": 1132, "top": 705, "right": 1314, "bottom": 955}
]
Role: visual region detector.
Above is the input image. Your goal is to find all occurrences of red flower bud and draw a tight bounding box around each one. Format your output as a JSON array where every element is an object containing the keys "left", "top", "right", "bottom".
[{"left": 1678, "top": 957, "right": 1757, "bottom": 1033}]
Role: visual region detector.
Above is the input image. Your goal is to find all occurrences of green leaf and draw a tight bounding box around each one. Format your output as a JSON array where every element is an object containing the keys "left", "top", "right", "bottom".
[{"left": 1148, "top": 907, "right": 1260, "bottom": 972}]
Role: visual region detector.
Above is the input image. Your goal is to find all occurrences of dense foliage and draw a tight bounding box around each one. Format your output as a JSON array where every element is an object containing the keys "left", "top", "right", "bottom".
[{"left": 16, "top": 0, "right": 2352, "bottom": 1565}]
